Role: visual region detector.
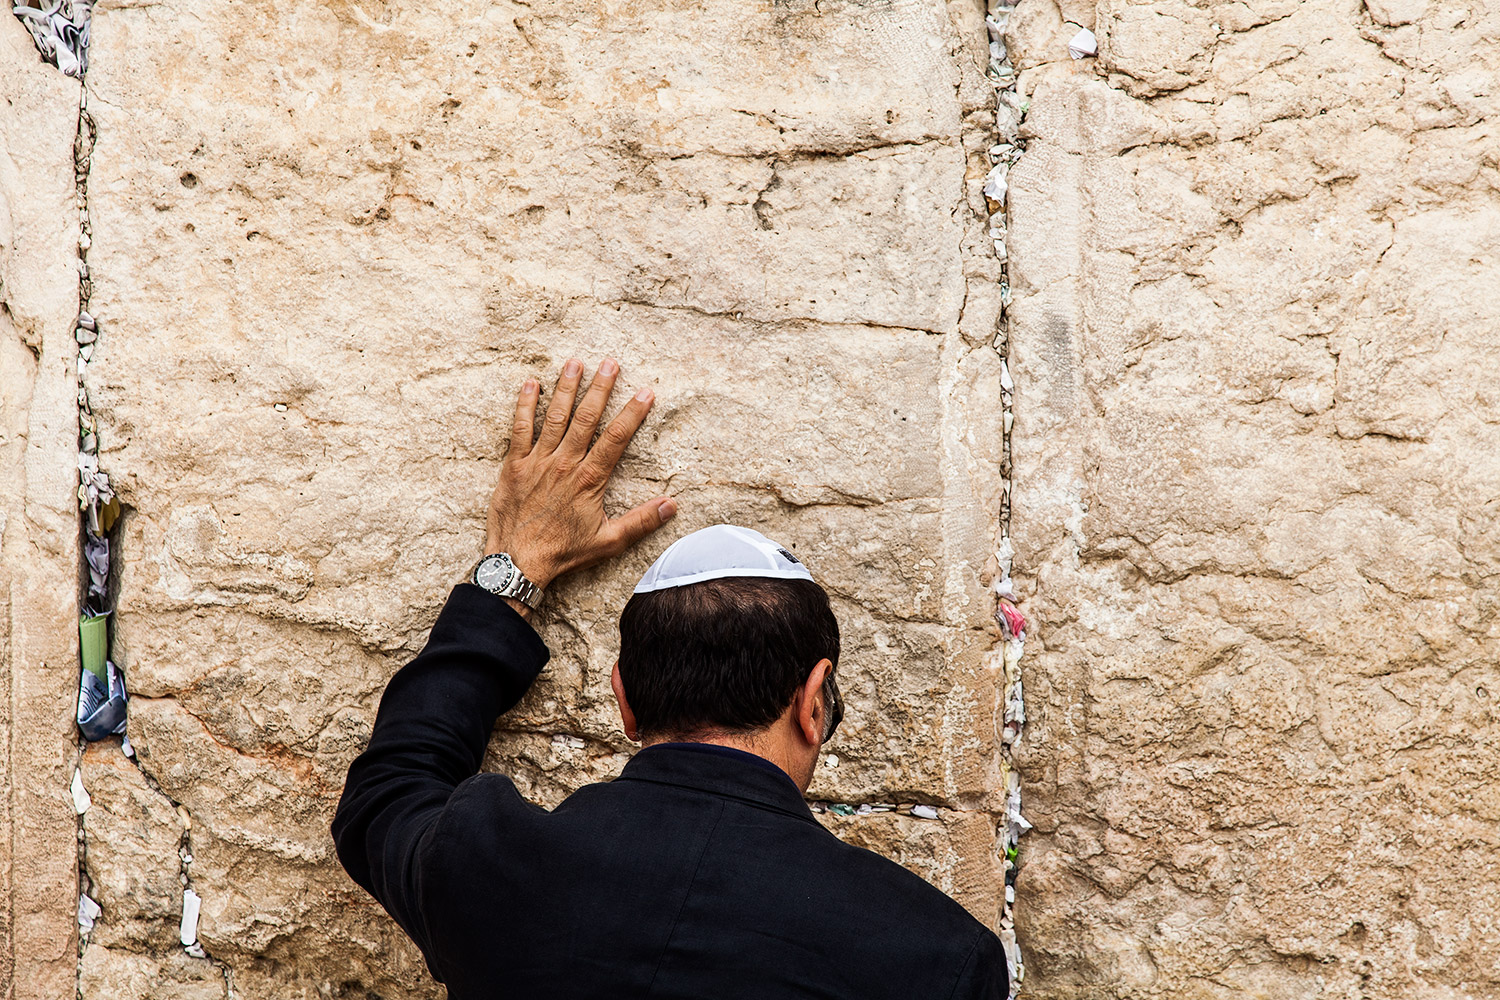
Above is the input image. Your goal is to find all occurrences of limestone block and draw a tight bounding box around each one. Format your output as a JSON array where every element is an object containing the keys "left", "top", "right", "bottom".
[
  {"left": 0, "top": 13, "right": 84, "bottom": 1000},
  {"left": 1007, "top": 0, "right": 1500, "bottom": 995},
  {"left": 78, "top": 945, "right": 225, "bottom": 1000},
  {"left": 81, "top": 0, "right": 1005, "bottom": 993},
  {"left": 80, "top": 744, "right": 186, "bottom": 952},
  {"left": 85, "top": 0, "right": 969, "bottom": 334},
  {"left": 1095, "top": 0, "right": 1218, "bottom": 96},
  {"left": 482, "top": 732, "right": 636, "bottom": 810},
  {"left": 1004, "top": 0, "right": 1069, "bottom": 73},
  {"left": 804, "top": 606, "right": 1000, "bottom": 804},
  {"left": 123, "top": 695, "right": 441, "bottom": 1000}
]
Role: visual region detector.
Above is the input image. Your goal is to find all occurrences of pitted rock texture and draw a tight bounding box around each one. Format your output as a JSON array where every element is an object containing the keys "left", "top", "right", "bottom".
[
  {"left": 0, "top": 14, "right": 85, "bottom": 1000},
  {"left": 1006, "top": 0, "right": 1500, "bottom": 996},
  {"left": 78, "top": 745, "right": 185, "bottom": 955},
  {"left": 78, "top": 946, "right": 224, "bottom": 1000},
  {"left": 79, "top": 0, "right": 1007, "bottom": 995}
]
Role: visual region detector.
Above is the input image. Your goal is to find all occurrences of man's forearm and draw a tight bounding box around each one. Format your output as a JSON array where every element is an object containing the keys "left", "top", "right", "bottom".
[{"left": 331, "top": 585, "right": 549, "bottom": 919}]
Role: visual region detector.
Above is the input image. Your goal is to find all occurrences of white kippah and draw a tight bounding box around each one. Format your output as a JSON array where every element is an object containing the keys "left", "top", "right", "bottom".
[{"left": 633, "top": 524, "right": 815, "bottom": 594}]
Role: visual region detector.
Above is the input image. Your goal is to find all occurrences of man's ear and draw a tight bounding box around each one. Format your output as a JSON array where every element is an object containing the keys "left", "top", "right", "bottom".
[
  {"left": 611, "top": 662, "right": 640, "bottom": 743},
  {"left": 794, "top": 658, "right": 834, "bottom": 747}
]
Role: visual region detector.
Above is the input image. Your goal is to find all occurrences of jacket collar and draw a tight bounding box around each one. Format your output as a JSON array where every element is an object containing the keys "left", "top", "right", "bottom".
[{"left": 617, "top": 743, "right": 818, "bottom": 825}]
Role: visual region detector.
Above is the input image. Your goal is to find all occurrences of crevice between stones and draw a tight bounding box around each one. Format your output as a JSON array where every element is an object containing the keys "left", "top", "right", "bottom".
[
  {"left": 53, "top": 39, "right": 230, "bottom": 997},
  {"left": 70, "top": 56, "right": 95, "bottom": 1000},
  {"left": 984, "top": 2, "right": 1031, "bottom": 995}
]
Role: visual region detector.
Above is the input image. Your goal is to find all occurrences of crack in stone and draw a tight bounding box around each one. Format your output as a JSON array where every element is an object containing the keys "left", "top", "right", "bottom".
[
  {"left": 604, "top": 294, "right": 954, "bottom": 336},
  {"left": 984, "top": 3, "right": 1029, "bottom": 994},
  {"left": 63, "top": 54, "right": 224, "bottom": 998}
]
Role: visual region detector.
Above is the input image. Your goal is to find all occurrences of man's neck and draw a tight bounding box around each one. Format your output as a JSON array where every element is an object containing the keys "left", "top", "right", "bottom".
[{"left": 643, "top": 728, "right": 811, "bottom": 792}]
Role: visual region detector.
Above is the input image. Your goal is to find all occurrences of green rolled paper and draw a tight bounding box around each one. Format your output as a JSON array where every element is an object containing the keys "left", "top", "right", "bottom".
[{"left": 79, "top": 613, "right": 109, "bottom": 682}]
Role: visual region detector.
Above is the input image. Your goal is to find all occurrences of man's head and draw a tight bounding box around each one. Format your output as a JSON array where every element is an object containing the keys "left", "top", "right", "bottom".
[{"left": 610, "top": 525, "right": 843, "bottom": 791}]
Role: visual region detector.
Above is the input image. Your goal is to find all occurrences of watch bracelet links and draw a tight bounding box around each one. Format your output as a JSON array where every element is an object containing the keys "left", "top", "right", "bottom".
[{"left": 507, "top": 574, "right": 543, "bottom": 610}]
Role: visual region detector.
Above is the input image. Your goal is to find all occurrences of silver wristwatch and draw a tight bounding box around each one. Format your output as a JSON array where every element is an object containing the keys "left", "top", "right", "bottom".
[{"left": 472, "top": 553, "right": 544, "bottom": 610}]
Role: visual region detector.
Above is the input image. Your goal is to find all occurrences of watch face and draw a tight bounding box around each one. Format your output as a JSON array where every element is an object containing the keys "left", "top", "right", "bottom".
[{"left": 475, "top": 554, "right": 515, "bottom": 593}]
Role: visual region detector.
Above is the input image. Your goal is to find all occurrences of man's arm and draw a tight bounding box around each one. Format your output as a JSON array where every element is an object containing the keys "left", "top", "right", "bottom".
[
  {"left": 330, "top": 584, "right": 547, "bottom": 948},
  {"left": 330, "top": 358, "right": 676, "bottom": 951}
]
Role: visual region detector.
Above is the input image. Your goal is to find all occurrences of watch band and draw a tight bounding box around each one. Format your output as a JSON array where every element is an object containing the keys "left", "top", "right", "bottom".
[
  {"left": 472, "top": 553, "right": 544, "bottom": 610},
  {"left": 494, "top": 572, "right": 542, "bottom": 610}
]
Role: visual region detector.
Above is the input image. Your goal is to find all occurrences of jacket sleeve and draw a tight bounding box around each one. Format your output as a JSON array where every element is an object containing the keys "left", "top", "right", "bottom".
[{"left": 330, "top": 583, "right": 550, "bottom": 954}]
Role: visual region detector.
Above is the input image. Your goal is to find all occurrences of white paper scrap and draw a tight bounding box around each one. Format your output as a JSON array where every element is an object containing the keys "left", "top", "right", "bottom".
[
  {"left": 1068, "top": 28, "right": 1097, "bottom": 59},
  {"left": 180, "top": 888, "right": 202, "bottom": 947},
  {"left": 12, "top": 0, "right": 92, "bottom": 78},
  {"left": 982, "top": 164, "right": 1009, "bottom": 204},
  {"left": 71, "top": 767, "right": 91, "bottom": 814},
  {"left": 999, "top": 926, "right": 1020, "bottom": 983},
  {"left": 911, "top": 804, "right": 939, "bottom": 820},
  {"left": 77, "top": 893, "right": 101, "bottom": 932}
]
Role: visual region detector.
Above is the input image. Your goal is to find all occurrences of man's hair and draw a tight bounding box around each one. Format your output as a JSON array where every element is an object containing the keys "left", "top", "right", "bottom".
[{"left": 617, "top": 576, "right": 840, "bottom": 741}]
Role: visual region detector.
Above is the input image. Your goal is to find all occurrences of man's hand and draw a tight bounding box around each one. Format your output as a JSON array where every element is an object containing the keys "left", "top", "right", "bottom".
[{"left": 484, "top": 358, "right": 676, "bottom": 615}]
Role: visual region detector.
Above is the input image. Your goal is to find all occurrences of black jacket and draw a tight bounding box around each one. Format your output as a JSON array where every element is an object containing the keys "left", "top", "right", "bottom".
[{"left": 332, "top": 584, "right": 1009, "bottom": 999}]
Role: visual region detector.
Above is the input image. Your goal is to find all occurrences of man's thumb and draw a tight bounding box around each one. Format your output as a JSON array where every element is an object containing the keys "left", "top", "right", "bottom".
[{"left": 607, "top": 497, "right": 677, "bottom": 553}]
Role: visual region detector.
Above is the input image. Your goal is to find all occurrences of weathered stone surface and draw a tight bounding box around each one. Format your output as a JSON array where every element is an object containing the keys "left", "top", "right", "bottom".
[
  {"left": 80, "top": 744, "right": 185, "bottom": 953},
  {"left": 81, "top": 0, "right": 1005, "bottom": 993},
  {"left": 1007, "top": 0, "right": 1500, "bottom": 995},
  {"left": 12, "top": 0, "right": 1498, "bottom": 996},
  {"left": 0, "top": 13, "right": 83, "bottom": 1000},
  {"left": 77, "top": 945, "right": 224, "bottom": 1000}
]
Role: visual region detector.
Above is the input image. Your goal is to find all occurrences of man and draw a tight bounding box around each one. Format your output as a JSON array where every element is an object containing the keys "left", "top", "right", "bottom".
[{"left": 332, "top": 359, "right": 1009, "bottom": 998}]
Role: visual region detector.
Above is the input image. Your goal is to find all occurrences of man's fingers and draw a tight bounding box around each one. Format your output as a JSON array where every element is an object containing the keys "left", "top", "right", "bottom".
[
  {"left": 581, "top": 386, "right": 653, "bottom": 482},
  {"left": 559, "top": 358, "right": 620, "bottom": 458},
  {"left": 508, "top": 379, "right": 539, "bottom": 459},
  {"left": 604, "top": 496, "right": 677, "bottom": 555},
  {"left": 534, "top": 359, "right": 584, "bottom": 454}
]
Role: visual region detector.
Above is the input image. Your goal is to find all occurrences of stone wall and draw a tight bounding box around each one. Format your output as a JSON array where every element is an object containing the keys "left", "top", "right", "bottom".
[
  {"left": 1006, "top": 0, "right": 1500, "bottom": 995},
  {"left": 65, "top": 0, "right": 1009, "bottom": 996},
  {"left": 0, "top": 17, "right": 86, "bottom": 1000},
  {"left": 7, "top": 0, "right": 1500, "bottom": 996}
]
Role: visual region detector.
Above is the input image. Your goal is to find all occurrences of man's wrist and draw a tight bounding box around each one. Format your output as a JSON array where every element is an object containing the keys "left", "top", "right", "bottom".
[
  {"left": 471, "top": 553, "right": 543, "bottom": 621},
  {"left": 481, "top": 539, "right": 555, "bottom": 592}
]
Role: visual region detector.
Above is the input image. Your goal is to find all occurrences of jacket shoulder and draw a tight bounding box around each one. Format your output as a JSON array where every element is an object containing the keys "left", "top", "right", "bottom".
[
  {"left": 824, "top": 828, "right": 988, "bottom": 922},
  {"left": 800, "top": 827, "right": 1008, "bottom": 996}
]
